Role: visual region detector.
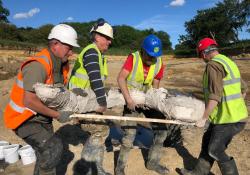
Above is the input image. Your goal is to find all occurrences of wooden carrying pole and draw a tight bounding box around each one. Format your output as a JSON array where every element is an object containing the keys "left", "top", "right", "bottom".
[{"left": 70, "top": 114, "right": 195, "bottom": 126}]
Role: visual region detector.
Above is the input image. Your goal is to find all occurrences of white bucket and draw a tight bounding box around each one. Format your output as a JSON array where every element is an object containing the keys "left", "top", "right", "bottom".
[
  {"left": 18, "top": 145, "right": 36, "bottom": 165},
  {"left": 0, "top": 141, "right": 9, "bottom": 160},
  {"left": 3, "top": 144, "right": 19, "bottom": 164}
]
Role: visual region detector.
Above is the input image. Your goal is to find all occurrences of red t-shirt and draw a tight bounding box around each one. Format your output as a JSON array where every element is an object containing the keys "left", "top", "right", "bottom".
[{"left": 122, "top": 54, "right": 164, "bottom": 80}]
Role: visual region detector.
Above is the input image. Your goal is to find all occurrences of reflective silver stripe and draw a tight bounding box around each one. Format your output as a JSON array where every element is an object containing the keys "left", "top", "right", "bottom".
[
  {"left": 213, "top": 57, "right": 241, "bottom": 86},
  {"left": 85, "top": 62, "right": 99, "bottom": 67},
  {"left": 222, "top": 93, "right": 242, "bottom": 102},
  {"left": 33, "top": 55, "right": 50, "bottom": 65},
  {"left": 223, "top": 78, "right": 240, "bottom": 86},
  {"left": 127, "top": 80, "right": 143, "bottom": 89},
  {"left": 75, "top": 72, "right": 89, "bottom": 80},
  {"left": 74, "top": 72, "right": 106, "bottom": 82},
  {"left": 9, "top": 100, "right": 24, "bottom": 113},
  {"left": 68, "top": 83, "right": 81, "bottom": 89},
  {"left": 16, "top": 79, "right": 24, "bottom": 88},
  {"left": 153, "top": 57, "right": 160, "bottom": 77},
  {"left": 213, "top": 57, "right": 235, "bottom": 79},
  {"left": 131, "top": 52, "right": 139, "bottom": 81}
]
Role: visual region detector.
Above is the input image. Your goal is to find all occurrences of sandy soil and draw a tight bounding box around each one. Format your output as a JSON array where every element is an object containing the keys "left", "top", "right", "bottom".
[{"left": 0, "top": 50, "right": 249, "bottom": 175}]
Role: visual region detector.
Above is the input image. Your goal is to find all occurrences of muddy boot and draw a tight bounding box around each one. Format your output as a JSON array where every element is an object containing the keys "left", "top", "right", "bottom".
[
  {"left": 33, "top": 153, "right": 41, "bottom": 175},
  {"left": 180, "top": 158, "right": 212, "bottom": 175},
  {"left": 146, "top": 144, "right": 169, "bottom": 175},
  {"left": 82, "top": 137, "right": 111, "bottom": 175},
  {"left": 115, "top": 146, "right": 131, "bottom": 175},
  {"left": 146, "top": 161, "right": 169, "bottom": 175},
  {"left": 218, "top": 158, "right": 239, "bottom": 175},
  {"left": 0, "top": 160, "right": 6, "bottom": 173},
  {"left": 39, "top": 168, "right": 56, "bottom": 175},
  {"left": 33, "top": 162, "right": 39, "bottom": 175},
  {"left": 96, "top": 146, "right": 111, "bottom": 175}
]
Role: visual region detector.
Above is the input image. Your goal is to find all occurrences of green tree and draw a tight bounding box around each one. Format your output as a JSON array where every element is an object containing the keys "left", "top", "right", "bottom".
[
  {"left": 0, "top": 0, "right": 9, "bottom": 23},
  {"left": 0, "top": 23, "right": 19, "bottom": 40},
  {"left": 0, "top": 18, "right": 172, "bottom": 53},
  {"left": 216, "top": 0, "right": 250, "bottom": 40},
  {"left": 155, "top": 31, "right": 172, "bottom": 51},
  {"left": 177, "top": 0, "right": 250, "bottom": 49},
  {"left": 113, "top": 25, "right": 143, "bottom": 50}
]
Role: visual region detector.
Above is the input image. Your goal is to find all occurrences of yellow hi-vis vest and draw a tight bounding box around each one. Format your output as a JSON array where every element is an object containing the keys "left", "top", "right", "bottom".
[
  {"left": 127, "top": 51, "right": 162, "bottom": 92},
  {"left": 68, "top": 43, "right": 108, "bottom": 90},
  {"left": 203, "top": 54, "right": 248, "bottom": 124}
]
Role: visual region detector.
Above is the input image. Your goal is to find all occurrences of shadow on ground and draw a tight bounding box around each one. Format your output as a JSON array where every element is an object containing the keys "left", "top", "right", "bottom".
[{"left": 55, "top": 124, "right": 89, "bottom": 175}]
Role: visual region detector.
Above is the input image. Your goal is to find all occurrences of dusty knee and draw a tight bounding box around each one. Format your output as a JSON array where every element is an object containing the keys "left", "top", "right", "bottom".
[
  {"left": 39, "top": 136, "right": 63, "bottom": 169},
  {"left": 154, "top": 133, "right": 168, "bottom": 144},
  {"left": 208, "top": 144, "right": 221, "bottom": 161},
  {"left": 121, "top": 129, "right": 136, "bottom": 148},
  {"left": 122, "top": 138, "right": 134, "bottom": 148}
]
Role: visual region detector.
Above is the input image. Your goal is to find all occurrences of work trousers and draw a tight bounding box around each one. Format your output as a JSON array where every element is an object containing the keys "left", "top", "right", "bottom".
[
  {"left": 80, "top": 117, "right": 110, "bottom": 160},
  {"left": 79, "top": 115, "right": 111, "bottom": 174},
  {"left": 120, "top": 106, "right": 170, "bottom": 153},
  {"left": 199, "top": 122, "right": 245, "bottom": 163},
  {"left": 15, "top": 121, "right": 63, "bottom": 175}
]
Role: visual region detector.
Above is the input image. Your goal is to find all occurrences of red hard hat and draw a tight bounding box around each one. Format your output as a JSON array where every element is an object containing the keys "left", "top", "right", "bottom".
[{"left": 197, "top": 38, "right": 218, "bottom": 53}]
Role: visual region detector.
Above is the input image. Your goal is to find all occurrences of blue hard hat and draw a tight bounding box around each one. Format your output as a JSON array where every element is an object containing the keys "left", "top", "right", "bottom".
[{"left": 142, "top": 34, "right": 162, "bottom": 57}]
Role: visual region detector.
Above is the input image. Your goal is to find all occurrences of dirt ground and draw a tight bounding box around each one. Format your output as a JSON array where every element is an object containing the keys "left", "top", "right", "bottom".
[{"left": 0, "top": 50, "right": 249, "bottom": 175}]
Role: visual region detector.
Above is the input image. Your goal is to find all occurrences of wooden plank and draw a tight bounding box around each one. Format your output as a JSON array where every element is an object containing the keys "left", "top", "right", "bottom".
[{"left": 70, "top": 114, "right": 195, "bottom": 126}]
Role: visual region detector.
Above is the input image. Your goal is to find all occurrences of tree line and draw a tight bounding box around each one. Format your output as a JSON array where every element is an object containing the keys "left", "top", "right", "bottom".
[
  {"left": 176, "top": 0, "right": 250, "bottom": 50},
  {"left": 0, "top": 21, "right": 172, "bottom": 54},
  {"left": 0, "top": 0, "right": 249, "bottom": 56}
]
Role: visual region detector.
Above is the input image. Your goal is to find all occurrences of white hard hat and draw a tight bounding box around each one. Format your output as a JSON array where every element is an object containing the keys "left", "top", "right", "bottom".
[
  {"left": 48, "top": 24, "right": 80, "bottom": 47},
  {"left": 90, "top": 19, "right": 114, "bottom": 39}
]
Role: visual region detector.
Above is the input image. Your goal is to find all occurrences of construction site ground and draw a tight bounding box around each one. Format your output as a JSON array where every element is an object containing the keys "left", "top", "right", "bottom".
[{"left": 0, "top": 50, "right": 249, "bottom": 175}]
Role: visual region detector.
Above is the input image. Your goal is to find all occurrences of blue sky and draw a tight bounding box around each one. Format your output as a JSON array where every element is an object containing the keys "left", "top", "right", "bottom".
[{"left": 2, "top": 0, "right": 250, "bottom": 47}]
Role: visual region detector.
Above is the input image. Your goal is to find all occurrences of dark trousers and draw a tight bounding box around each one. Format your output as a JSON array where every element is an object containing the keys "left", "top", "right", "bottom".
[
  {"left": 15, "top": 121, "right": 63, "bottom": 175},
  {"left": 121, "top": 106, "right": 169, "bottom": 148},
  {"left": 199, "top": 122, "right": 245, "bottom": 163},
  {"left": 116, "top": 106, "right": 180, "bottom": 174}
]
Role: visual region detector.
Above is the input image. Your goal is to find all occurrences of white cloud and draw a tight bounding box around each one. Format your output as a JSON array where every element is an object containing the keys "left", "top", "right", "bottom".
[
  {"left": 13, "top": 8, "right": 40, "bottom": 19},
  {"left": 66, "top": 17, "right": 74, "bottom": 21},
  {"left": 170, "top": 0, "right": 185, "bottom": 7}
]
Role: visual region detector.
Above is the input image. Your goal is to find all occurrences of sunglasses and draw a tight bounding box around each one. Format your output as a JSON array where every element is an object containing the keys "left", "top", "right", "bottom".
[{"left": 93, "top": 18, "right": 106, "bottom": 30}]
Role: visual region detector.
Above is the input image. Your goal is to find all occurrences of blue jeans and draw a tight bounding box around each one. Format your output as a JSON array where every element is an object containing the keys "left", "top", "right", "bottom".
[{"left": 199, "top": 122, "right": 245, "bottom": 163}]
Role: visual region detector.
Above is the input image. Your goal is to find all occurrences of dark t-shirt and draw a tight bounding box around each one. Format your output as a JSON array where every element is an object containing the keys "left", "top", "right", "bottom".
[{"left": 22, "top": 48, "right": 64, "bottom": 123}]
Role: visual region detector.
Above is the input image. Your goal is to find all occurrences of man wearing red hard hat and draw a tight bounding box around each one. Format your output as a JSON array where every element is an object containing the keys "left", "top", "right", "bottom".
[{"left": 180, "top": 37, "right": 248, "bottom": 175}]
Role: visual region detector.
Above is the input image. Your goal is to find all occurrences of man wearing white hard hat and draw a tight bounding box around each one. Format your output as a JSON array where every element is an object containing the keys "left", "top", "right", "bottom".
[
  {"left": 4, "top": 24, "right": 79, "bottom": 175},
  {"left": 68, "top": 18, "right": 113, "bottom": 175}
]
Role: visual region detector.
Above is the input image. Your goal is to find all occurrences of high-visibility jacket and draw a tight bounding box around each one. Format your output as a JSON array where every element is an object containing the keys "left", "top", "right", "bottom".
[
  {"left": 68, "top": 43, "right": 108, "bottom": 90},
  {"left": 203, "top": 54, "right": 248, "bottom": 124},
  {"left": 127, "top": 51, "right": 162, "bottom": 92},
  {"left": 4, "top": 48, "right": 69, "bottom": 129}
]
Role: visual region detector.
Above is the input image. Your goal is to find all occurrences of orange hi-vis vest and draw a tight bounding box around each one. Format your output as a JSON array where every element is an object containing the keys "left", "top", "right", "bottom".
[{"left": 4, "top": 48, "right": 69, "bottom": 129}]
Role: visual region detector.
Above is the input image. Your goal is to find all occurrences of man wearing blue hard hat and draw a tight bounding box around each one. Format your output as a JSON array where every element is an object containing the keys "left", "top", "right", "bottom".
[{"left": 115, "top": 34, "right": 170, "bottom": 175}]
